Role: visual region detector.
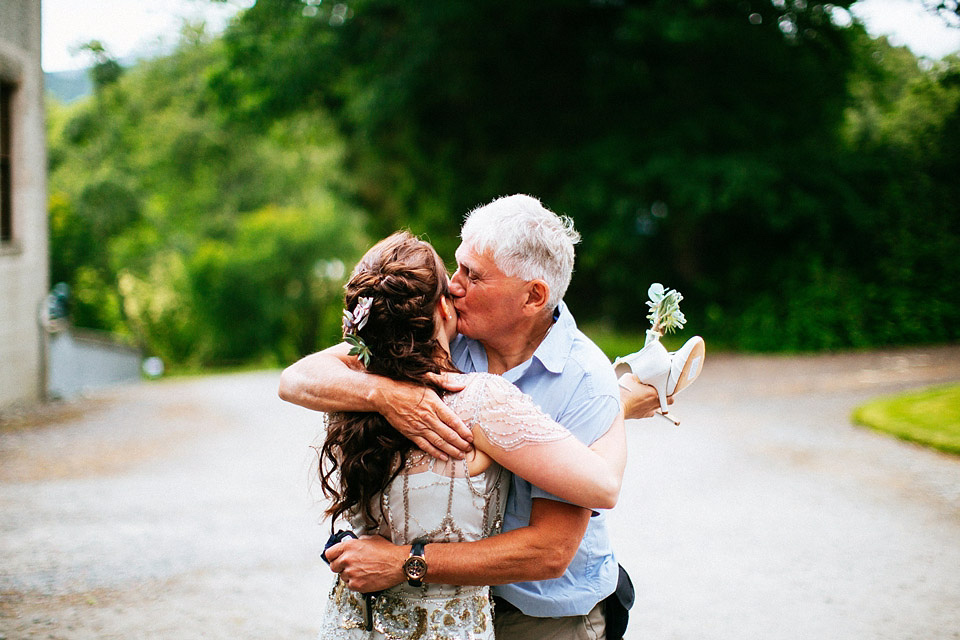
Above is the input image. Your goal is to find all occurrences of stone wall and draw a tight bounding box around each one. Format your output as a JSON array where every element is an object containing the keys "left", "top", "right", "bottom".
[{"left": 0, "top": 0, "right": 48, "bottom": 409}]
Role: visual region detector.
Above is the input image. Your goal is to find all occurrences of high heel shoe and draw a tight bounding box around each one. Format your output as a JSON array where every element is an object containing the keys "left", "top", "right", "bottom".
[
  {"left": 614, "top": 338, "right": 672, "bottom": 417},
  {"left": 614, "top": 337, "right": 679, "bottom": 424},
  {"left": 613, "top": 334, "right": 705, "bottom": 425}
]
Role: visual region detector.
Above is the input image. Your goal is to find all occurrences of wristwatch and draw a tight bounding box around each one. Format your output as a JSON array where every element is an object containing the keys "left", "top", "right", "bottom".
[{"left": 403, "top": 541, "right": 428, "bottom": 587}]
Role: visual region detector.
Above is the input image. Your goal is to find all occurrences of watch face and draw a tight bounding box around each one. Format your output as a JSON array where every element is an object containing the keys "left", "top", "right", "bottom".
[{"left": 404, "top": 557, "right": 427, "bottom": 580}]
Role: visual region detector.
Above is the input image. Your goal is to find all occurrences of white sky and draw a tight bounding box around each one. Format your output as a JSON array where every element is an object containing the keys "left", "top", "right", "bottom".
[
  {"left": 850, "top": 0, "right": 960, "bottom": 56},
  {"left": 41, "top": 0, "right": 252, "bottom": 72},
  {"left": 41, "top": 0, "right": 960, "bottom": 73}
]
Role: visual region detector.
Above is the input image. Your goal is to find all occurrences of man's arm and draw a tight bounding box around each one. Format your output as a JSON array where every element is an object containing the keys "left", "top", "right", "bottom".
[
  {"left": 278, "top": 343, "right": 473, "bottom": 459},
  {"left": 326, "top": 498, "right": 591, "bottom": 593}
]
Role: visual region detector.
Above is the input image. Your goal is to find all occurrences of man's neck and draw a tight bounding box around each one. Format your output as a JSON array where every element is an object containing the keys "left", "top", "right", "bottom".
[{"left": 483, "top": 312, "right": 555, "bottom": 375}]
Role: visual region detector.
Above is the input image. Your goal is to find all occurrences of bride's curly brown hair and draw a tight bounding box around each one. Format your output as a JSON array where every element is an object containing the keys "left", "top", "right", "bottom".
[{"left": 318, "top": 231, "right": 458, "bottom": 531}]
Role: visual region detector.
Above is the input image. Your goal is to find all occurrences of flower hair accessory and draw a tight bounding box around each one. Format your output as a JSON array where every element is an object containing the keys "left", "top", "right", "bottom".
[{"left": 342, "top": 296, "right": 373, "bottom": 366}]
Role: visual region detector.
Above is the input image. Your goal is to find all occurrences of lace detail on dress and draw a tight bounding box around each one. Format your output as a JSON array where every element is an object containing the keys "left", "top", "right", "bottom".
[{"left": 445, "top": 373, "right": 571, "bottom": 451}]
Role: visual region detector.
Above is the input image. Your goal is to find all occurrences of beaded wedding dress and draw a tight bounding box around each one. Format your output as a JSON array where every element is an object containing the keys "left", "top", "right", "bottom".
[{"left": 317, "top": 372, "right": 571, "bottom": 640}]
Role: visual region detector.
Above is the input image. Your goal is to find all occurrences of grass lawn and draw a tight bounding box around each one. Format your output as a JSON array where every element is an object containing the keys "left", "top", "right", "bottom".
[{"left": 852, "top": 383, "right": 960, "bottom": 455}]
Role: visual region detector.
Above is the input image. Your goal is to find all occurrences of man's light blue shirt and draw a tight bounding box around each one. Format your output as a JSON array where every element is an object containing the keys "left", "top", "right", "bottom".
[{"left": 450, "top": 302, "right": 621, "bottom": 617}]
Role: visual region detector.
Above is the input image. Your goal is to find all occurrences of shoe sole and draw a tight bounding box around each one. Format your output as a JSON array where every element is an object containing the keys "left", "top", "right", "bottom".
[{"left": 669, "top": 337, "right": 705, "bottom": 398}]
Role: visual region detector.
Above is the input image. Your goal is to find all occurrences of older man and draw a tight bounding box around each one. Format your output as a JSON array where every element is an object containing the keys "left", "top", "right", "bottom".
[{"left": 279, "top": 194, "right": 662, "bottom": 639}]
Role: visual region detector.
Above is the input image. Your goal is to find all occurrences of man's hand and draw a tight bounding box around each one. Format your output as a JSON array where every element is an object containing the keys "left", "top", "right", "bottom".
[
  {"left": 325, "top": 535, "right": 408, "bottom": 593},
  {"left": 279, "top": 346, "right": 472, "bottom": 460},
  {"left": 375, "top": 373, "right": 473, "bottom": 460},
  {"left": 618, "top": 374, "right": 673, "bottom": 420}
]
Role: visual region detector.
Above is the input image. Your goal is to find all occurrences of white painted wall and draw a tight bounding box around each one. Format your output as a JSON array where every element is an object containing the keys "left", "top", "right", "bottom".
[{"left": 0, "top": 0, "right": 49, "bottom": 409}]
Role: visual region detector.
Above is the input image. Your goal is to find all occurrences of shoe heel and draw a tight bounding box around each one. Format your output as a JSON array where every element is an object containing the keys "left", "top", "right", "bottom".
[
  {"left": 656, "top": 410, "right": 681, "bottom": 426},
  {"left": 650, "top": 369, "right": 669, "bottom": 413}
]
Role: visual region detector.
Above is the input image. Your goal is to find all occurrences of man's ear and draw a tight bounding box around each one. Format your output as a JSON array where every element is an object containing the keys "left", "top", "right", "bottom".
[{"left": 522, "top": 280, "right": 550, "bottom": 315}]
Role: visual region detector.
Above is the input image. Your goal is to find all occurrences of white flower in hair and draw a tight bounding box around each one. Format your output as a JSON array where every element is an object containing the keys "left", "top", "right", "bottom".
[
  {"left": 342, "top": 296, "right": 374, "bottom": 333},
  {"left": 342, "top": 296, "right": 374, "bottom": 367}
]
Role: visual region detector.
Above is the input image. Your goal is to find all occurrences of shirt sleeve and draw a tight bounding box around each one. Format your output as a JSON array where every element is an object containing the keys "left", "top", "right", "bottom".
[{"left": 528, "top": 388, "right": 620, "bottom": 504}]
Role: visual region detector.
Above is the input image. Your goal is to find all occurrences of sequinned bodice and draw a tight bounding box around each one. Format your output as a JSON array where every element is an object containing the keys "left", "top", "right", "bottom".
[
  {"left": 319, "top": 372, "right": 571, "bottom": 639},
  {"left": 352, "top": 373, "right": 569, "bottom": 552}
]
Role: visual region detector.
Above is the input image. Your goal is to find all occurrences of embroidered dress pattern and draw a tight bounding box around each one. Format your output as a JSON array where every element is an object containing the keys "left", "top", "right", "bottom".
[{"left": 317, "top": 373, "right": 570, "bottom": 640}]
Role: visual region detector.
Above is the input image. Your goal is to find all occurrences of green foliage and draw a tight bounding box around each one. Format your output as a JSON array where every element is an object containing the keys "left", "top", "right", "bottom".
[
  {"left": 74, "top": 40, "right": 124, "bottom": 89},
  {"left": 48, "top": 1, "right": 960, "bottom": 363},
  {"left": 580, "top": 322, "right": 687, "bottom": 362},
  {"left": 48, "top": 23, "right": 368, "bottom": 367},
  {"left": 187, "top": 203, "right": 364, "bottom": 366},
  {"left": 835, "top": 43, "right": 960, "bottom": 349},
  {"left": 215, "top": 0, "right": 912, "bottom": 352},
  {"left": 853, "top": 383, "right": 960, "bottom": 455},
  {"left": 70, "top": 265, "right": 127, "bottom": 334},
  {"left": 344, "top": 334, "right": 372, "bottom": 368}
]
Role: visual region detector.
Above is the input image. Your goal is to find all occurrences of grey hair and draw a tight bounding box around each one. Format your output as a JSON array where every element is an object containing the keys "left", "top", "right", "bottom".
[{"left": 460, "top": 194, "right": 581, "bottom": 310}]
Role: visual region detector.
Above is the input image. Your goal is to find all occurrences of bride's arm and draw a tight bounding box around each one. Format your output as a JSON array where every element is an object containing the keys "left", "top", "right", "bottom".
[{"left": 469, "top": 376, "right": 626, "bottom": 509}]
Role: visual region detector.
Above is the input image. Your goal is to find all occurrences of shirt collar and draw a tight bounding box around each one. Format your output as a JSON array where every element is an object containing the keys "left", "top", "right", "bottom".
[
  {"left": 460, "top": 333, "right": 488, "bottom": 373},
  {"left": 456, "top": 302, "right": 573, "bottom": 376},
  {"left": 530, "top": 302, "right": 573, "bottom": 374}
]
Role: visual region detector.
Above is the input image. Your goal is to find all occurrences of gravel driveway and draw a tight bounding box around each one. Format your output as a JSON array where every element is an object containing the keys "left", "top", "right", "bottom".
[{"left": 1, "top": 346, "right": 958, "bottom": 639}]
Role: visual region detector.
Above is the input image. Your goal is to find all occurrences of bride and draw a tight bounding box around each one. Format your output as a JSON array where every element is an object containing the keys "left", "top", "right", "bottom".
[{"left": 313, "top": 231, "right": 626, "bottom": 640}]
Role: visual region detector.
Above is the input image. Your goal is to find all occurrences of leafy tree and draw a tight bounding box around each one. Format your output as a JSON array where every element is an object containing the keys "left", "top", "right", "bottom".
[
  {"left": 72, "top": 40, "right": 124, "bottom": 89},
  {"left": 47, "top": 0, "right": 959, "bottom": 359},
  {"left": 213, "top": 0, "right": 883, "bottom": 344},
  {"left": 48, "top": 22, "right": 367, "bottom": 366},
  {"left": 187, "top": 202, "right": 364, "bottom": 365}
]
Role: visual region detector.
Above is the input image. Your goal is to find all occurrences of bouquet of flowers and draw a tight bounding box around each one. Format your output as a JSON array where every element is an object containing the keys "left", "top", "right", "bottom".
[{"left": 644, "top": 283, "right": 686, "bottom": 346}]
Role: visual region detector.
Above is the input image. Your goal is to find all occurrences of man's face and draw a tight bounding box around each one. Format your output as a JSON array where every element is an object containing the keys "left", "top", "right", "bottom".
[{"left": 449, "top": 242, "right": 529, "bottom": 342}]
